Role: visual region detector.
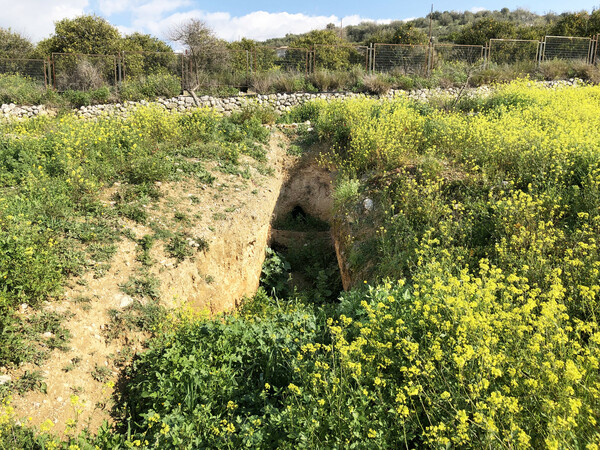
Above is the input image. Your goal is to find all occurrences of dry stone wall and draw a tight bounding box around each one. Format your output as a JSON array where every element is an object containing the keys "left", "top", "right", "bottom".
[{"left": 0, "top": 79, "right": 584, "bottom": 121}]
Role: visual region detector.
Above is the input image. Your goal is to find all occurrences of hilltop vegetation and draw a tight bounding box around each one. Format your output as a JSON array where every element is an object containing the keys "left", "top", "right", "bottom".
[
  {"left": 3, "top": 8, "right": 600, "bottom": 61},
  {"left": 268, "top": 8, "right": 600, "bottom": 46}
]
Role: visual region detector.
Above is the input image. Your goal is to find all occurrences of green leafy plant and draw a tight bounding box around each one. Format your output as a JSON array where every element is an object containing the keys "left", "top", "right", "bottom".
[{"left": 259, "top": 247, "right": 291, "bottom": 297}]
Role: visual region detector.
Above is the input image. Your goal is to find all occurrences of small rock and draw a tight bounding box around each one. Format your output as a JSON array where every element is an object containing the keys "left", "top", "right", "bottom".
[
  {"left": 0, "top": 375, "right": 11, "bottom": 385},
  {"left": 114, "top": 293, "right": 134, "bottom": 309},
  {"left": 20, "top": 303, "right": 28, "bottom": 312},
  {"left": 42, "top": 332, "right": 54, "bottom": 339},
  {"left": 363, "top": 198, "right": 374, "bottom": 212}
]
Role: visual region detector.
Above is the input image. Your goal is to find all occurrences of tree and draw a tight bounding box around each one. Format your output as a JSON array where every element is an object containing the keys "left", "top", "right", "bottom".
[
  {"left": 0, "top": 28, "right": 34, "bottom": 58},
  {"left": 37, "top": 15, "right": 121, "bottom": 55},
  {"left": 168, "top": 19, "right": 230, "bottom": 97},
  {"left": 588, "top": 10, "right": 600, "bottom": 36},
  {"left": 290, "top": 29, "right": 358, "bottom": 71},
  {"left": 549, "top": 12, "right": 591, "bottom": 36},
  {"left": 345, "top": 21, "right": 394, "bottom": 44},
  {"left": 452, "top": 17, "right": 517, "bottom": 45},
  {"left": 391, "top": 22, "right": 428, "bottom": 45},
  {"left": 122, "top": 33, "right": 173, "bottom": 53},
  {"left": 228, "top": 38, "right": 266, "bottom": 72},
  {"left": 290, "top": 29, "right": 345, "bottom": 48},
  {"left": 121, "top": 33, "right": 176, "bottom": 79}
]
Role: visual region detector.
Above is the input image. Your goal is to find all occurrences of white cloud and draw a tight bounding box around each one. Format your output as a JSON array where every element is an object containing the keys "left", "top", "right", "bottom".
[
  {"left": 470, "top": 6, "right": 487, "bottom": 13},
  {"left": 98, "top": 0, "right": 133, "bottom": 16},
  {"left": 135, "top": 9, "right": 395, "bottom": 43},
  {"left": 115, "top": 24, "right": 137, "bottom": 36},
  {"left": 135, "top": 0, "right": 192, "bottom": 21},
  {"left": 0, "top": 0, "right": 88, "bottom": 42}
]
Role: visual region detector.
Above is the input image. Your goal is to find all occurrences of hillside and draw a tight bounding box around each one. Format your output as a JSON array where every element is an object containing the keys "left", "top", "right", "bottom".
[{"left": 0, "top": 80, "right": 600, "bottom": 448}]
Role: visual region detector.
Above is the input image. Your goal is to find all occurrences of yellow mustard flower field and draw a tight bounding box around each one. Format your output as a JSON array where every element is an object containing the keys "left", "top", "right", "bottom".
[{"left": 1, "top": 81, "right": 600, "bottom": 448}]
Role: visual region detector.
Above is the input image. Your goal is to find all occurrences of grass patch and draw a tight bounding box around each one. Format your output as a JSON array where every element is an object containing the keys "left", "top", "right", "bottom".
[{"left": 105, "top": 299, "right": 168, "bottom": 342}]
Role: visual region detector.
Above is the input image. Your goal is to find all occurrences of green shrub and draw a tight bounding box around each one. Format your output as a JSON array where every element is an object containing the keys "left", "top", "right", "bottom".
[
  {"left": 62, "top": 86, "right": 112, "bottom": 107},
  {"left": 62, "top": 89, "right": 89, "bottom": 107},
  {"left": 125, "top": 151, "right": 173, "bottom": 184},
  {"left": 89, "top": 86, "right": 111, "bottom": 103},
  {"left": 120, "top": 74, "right": 181, "bottom": 101},
  {"left": 538, "top": 59, "right": 571, "bottom": 80},
  {"left": 272, "top": 72, "right": 306, "bottom": 93},
  {"left": 120, "top": 295, "right": 322, "bottom": 448},
  {"left": 259, "top": 247, "right": 291, "bottom": 297},
  {"left": 362, "top": 73, "right": 393, "bottom": 94},
  {"left": 309, "top": 69, "right": 352, "bottom": 92},
  {"left": 430, "top": 60, "right": 471, "bottom": 87},
  {"left": 389, "top": 71, "right": 419, "bottom": 90},
  {"left": 0, "top": 74, "right": 49, "bottom": 105},
  {"left": 281, "top": 100, "right": 323, "bottom": 123},
  {"left": 231, "top": 103, "right": 278, "bottom": 125}
]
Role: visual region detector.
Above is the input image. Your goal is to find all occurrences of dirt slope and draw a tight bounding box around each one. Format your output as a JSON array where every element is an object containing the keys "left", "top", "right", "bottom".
[{"left": 9, "top": 132, "right": 294, "bottom": 434}]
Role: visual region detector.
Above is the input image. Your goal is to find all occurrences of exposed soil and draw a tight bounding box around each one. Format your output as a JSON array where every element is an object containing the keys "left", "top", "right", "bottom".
[
  {"left": 8, "top": 131, "right": 301, "bottom": 434},
  {"left": 269, "top": 149, "right": 342, "bottom": 297}
]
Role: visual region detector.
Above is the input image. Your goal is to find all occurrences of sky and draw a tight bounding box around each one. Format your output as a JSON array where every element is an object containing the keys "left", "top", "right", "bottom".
[{"left": 1, "top": 0, "right": 599, "bottom": 45}]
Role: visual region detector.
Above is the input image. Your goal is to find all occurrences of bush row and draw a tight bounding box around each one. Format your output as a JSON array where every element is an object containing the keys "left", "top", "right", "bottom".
[{"left": 3, "top": 59, "right": 600, "bottom": 108}]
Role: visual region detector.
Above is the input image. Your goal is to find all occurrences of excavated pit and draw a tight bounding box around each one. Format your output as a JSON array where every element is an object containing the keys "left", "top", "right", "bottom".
[{"left": 267, "top": 154, "right": 344, "bottom": 299}]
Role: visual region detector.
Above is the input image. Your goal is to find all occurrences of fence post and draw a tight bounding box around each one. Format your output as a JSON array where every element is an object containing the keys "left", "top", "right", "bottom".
[
  {"left": 484, "top": 44, "right": 489, "bottom": 68},
  {"left": 117, "top": 53, "right": 123, "bottom": 85},
  {"left": 51, "top": 54, "right": 56, "bottom": 90},
  {"left": 587, "top": 38, "right": 595, "bottom": 64},
  {"left": 427, "top": 41, "right": 433, "bottom": 77},
  {"left": 372, "top": 44, "right": 377, "bottom": 73},
  {"left": 45, "top": 58, "right": 51, "bottom": 89},
  {"left": 245, "top": 50, "right": 250, "bottom": 89}
]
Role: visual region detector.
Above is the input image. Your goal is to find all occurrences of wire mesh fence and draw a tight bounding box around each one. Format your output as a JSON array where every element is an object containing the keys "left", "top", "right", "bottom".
[
  {"left": 0, "top": 59, "right": 47, "bottom": 85},
  {"left": 373, "top": 44, "right": 429, "bottom": 75},
  {"left": 3, "top": 33, "right": 600, "bottom": 95},
  {"left": 542, "top": 36, "right": 592, "bottom": 62},
  {"left": 432, "top": 44, "right": 485, "bottom": 65},
  {"left": 488, "top": 39, "right": 540, "bottom": 65},
  {"left": 253, "top": 47, "right": 310, "bottom": 74},
  {"left": 313, "top": 45, "right": 369, "bottom": 71},
  {"left": 182, "top": 49, "right": 252, "bottom": 92},
  {"left": 122, "top": 51, "right": 183, "bottom": 81},
  {"left": 52, "top": 53, "right": 117, "bottom": 91}
]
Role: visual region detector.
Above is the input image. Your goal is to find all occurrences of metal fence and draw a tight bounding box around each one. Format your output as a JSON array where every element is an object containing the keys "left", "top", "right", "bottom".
[
  {"left": 373, "top": 44, "right": 429, "bottom": 76},
  {"left": 0, "top": 58, "right": 48, "bottom": 84},
  {"left": 253, "top": 47, "right": 310, "bottom": 74},
  {"left": 1, "top": 33, "right": 600, "bottom": 93},
  {"left": 52, "top": 53, "right": 117, "bottom": 90},
  {"left": 433, "top": 44, "right": 485, "bottom": 65},
  {"left": 122, "top": 51, "right": 183, "bottom": 81},
  {"left": 184, "top": 49, "right": 253, "bottom": 91},
  {"left": 488, "top": 39, "right": 540, "bottom": 65},
  {"left": 313, "top": 44, "right": 369, "bottom": 71},
  {"left": 542, "top": 36, "right": 593, "bottom": 62}
]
